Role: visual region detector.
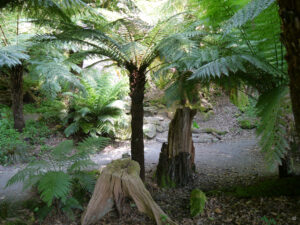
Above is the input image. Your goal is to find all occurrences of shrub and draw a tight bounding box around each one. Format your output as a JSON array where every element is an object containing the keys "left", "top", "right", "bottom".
[
  {"left": 64, "top": 70, "right": 128, "bottom": 138},
  {"left": 0, "top": 105, "right": 28, "bottom": 165}
]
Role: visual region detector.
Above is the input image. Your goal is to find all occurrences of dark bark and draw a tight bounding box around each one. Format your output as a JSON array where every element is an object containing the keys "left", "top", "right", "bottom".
[
  {"left": 156, "top": 107, "right": 196, "bottom": 187},
  {"left": 277, "top": 0, "right": 300, "bottom": 139},
  {"left": 129, "top": 69, "right": 146, "bottom": 181},
  {"left": 10, "top": 65, "right": 25, "bottom": 132}
]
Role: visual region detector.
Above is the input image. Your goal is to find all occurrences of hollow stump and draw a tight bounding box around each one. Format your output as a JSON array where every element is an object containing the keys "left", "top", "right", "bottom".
[
  {"left": 156, "top": 107, "right": 196, "bottom": 187},
  {"left": 81, "top": 159, "right": 177, "bottom": 225}
]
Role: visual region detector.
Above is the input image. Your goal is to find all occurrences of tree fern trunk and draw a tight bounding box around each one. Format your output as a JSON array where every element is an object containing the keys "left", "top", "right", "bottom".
[
  {"left": 129, "top": 69, "right": 146, "bottom": 181},
  {"left": 277, "top": 0, "right": 300, "bottom": 139},
  {"left": 10, "top": 65, "right": 25, "bottom": 132},
  {"left": 156, "top": 107, "right": 196, "bottom": 187}
]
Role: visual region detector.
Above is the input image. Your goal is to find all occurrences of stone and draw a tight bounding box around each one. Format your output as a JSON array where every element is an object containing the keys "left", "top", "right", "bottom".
[
  {"left": 156, "top": 121, "right": 169, "bottom": 133},
  {"left": 143, "top": 124, "right": 157, "bottom": 139},
  {"left": 193, "top": 133, "right": 214, "bottom": 143},
  {"left": 156, "top": 137, "right": 167, "bottom": 143}
]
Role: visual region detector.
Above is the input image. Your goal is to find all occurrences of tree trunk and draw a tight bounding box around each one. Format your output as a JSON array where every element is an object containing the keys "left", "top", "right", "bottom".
[
  {"left": 129, "top": 69, "right": 146, "bottom": 180},
  {"left": 156, "top": 107, "right": 196, "bottom": 187},
  {"left": 10, "top": 65, "right": 25, "bottom": 132},
  {"left": 279, "top": 155, "right": 292, "bottom": 178},
  {"left": 81, "top": 159, "right": 177, "bottom": 225},
  {"left": 277, "top": 0, "right": 300, "bottom": 139}
]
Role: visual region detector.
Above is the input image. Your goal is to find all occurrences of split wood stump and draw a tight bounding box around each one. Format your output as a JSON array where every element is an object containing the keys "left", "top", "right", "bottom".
[
  {"left": 81, "top": 159, "right": 177, "bottom": 225},
  {"left": 156, "top": 107, "right": 196, "bottom": 187}
]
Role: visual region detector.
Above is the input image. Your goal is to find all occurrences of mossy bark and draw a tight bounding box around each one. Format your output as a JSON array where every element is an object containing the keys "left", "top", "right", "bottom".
[
  {"left": 81, "top": 159, "right": 176, "bottom": 225},
  {"left": 156, "top": 107, "right": 196, "bottom": 187}
]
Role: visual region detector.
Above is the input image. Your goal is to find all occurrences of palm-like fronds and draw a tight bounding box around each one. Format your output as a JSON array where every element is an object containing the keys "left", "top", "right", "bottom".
[
  {"left": 256, "top": 86, "right": 290, "bottom": 168},
  {"left": 0, "top": 45, "right": 29, "bottom": 68},
  {"left": 64, "top": 70, "right": 128, "bottom": 137}
]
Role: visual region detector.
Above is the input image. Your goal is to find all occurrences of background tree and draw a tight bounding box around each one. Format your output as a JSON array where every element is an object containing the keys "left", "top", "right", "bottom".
[{"left": 40, "top": 13, "right": 192, "bottom": 180}]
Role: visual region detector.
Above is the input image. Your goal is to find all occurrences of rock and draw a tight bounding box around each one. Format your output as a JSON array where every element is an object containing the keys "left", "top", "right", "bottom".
[
  {"left": 144, "top": 116, "right": 160, "bottom": 125},
  {"left": 144, "top": 106, "right": 158, "bottom": 116},
  {"left": 193, "top": 133, "right": 215, "bottom": 143},
  {"left": 156, "top": 121, "right": 169, "bottom": 133},
  {"left": 156, "top": 137, "right": 167, "bottom": 143},
  {"left": 143, "top": 124, "right": 157, "bottom": 139}
]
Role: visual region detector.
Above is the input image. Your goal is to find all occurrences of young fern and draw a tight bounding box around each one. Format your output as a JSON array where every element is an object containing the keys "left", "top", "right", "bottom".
[{"left": 6, "top": 137, "right": 109, "bottom": 206}]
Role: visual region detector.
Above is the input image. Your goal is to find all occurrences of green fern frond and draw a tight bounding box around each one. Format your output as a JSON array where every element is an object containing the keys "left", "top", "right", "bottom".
[
  {"left": 77, "top": 136, "right": 110, "bottom": 153},
  {"left": 38, "top": 171, "right": 72, "bottom": 206},
  {"left": 224, "top": 0, "right": 275, "bottom": 34},
  {"left": 72, "top": 171, "right": 96, "bottom": 193},
  {"left": 256, "top": 86, "right": 290, "bottom": 167},
  {"left": 0, "top": 45, "right": 29, "bottom": 68}
]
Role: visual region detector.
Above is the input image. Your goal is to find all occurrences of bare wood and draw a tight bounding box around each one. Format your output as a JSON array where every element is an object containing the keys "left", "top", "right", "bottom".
[
  {"left": 156, "top": 107, "right": 196, "bottom": 187},
  {"left": 81, "top": 159, "right": 177, "bottom": 225}
]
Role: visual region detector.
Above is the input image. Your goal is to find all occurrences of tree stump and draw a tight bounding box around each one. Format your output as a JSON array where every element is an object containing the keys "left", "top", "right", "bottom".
[
  {"left": 156, "top": 107, "right": 196, "bottom": 187},
  {"left": 81, "top": 159, "right": 177, "bottom": 225}
]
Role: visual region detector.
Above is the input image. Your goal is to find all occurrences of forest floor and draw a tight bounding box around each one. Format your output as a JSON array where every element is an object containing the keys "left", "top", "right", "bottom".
[{"left": 1, "top": 96, "right": 300, "bottom": 224}]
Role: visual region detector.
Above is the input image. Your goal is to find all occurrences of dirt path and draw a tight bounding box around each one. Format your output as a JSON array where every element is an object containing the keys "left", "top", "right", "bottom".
[{"left": 0, "top": 97, "right": 277, "bottom": 202}]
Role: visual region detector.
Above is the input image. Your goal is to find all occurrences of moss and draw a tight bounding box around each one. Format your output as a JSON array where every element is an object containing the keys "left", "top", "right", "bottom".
[
  {"left": 238, "top": 119, "right": 257, "bottom": 129},
  {"left": 190, "top": 189, "right": 206, "bottom": 217},
  {"left": 230, "top": 88, "right": 249, "bottom": 109},
  {"left": 159, "top": 173, "right": 176, "bottom": 188}
]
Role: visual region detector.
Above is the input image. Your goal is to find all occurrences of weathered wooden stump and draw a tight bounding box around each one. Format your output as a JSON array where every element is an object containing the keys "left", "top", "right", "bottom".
[
  {"left": 156, "top": 107, "right": 196, "bottom": 187},
  {"left": 81, "top": 159, "right": 177, "bottom": 225}
]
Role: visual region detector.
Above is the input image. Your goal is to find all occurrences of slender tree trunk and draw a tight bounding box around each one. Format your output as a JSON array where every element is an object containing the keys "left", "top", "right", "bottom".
[
  {"left": 10, "top": 65, "right": 25, "bottom": 132},
  {"left": 129, "top": 69, "right": 146, "bottom": 181},
  {"left": 277, "top": 0, "right": 300, "bottom": 139},
  {"left": 156, "top": 107, "right": 196, "bottom": 187}
]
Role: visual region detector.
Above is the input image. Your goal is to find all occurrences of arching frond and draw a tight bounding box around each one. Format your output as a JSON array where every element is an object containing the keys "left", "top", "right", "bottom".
[
  {"left": 223, "top": 0, "right": 275, "bottom": 34},
  {"left": 0, "top": 45, "right": 29, "bottom": 68}
]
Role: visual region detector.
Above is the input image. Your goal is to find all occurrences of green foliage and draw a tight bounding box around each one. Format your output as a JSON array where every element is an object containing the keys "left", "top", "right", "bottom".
[
  {"left": 0, "top": 105, "right": 28, "bottom": 165},
  {"left": 238, "top": 118, "right": 257, "bottom": 129},
  {"left": 261, "top": 216, "right": 277, "bottom": 225},
  {"left": 0, "top": 45, "right": 29, "bottom": 68},
  {"left": 64, "top": 70, "right": 128, "bottom": 137},
  {"left": 25, "top": 100, "right": 66, "bottom": 123},
  {"left": 6, "top": 137, "right": 108, "bottom": 217},
  {"left": 190, "top": 189, "right": 206, "bottom": 217},
  {"left": 233, "top": 177, "right": 300, "bottom": 197},
  {"left": 256, "top": 86, "right": 290, "bottom": 168}
]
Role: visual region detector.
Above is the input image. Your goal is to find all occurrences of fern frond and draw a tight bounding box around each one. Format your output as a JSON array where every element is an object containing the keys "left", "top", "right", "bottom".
[
  {"left": 72, "top": 171, "right": 96, "bottom": 193},
  {"left": 223, "top": 0, "right": 275, "bottom": 34},
  {"left": 256, "top": 86, "right": 290, "bottom": 167},
  {"left": 0, "top": 45, "right": 29, "bottom": 68},
  {"left": 38, "top": 171, "right": 72, "bottom": 206}
]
